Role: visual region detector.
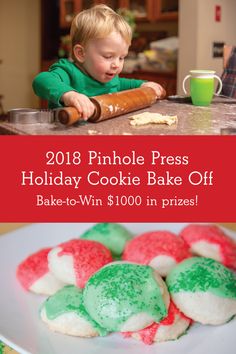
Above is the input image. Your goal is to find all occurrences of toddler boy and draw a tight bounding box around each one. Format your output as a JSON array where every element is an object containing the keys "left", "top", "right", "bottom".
[{"left": 33, "top": 5, "right": 166, "bottom": 120}]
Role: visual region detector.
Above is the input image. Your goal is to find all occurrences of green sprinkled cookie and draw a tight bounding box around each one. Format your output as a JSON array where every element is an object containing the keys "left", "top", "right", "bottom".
[
  {"left": 166, "top": 257, "right": 236, "bottom": 325},
  {"left": 40, "top": 285, "right": 107, "bottom": 337},
  {"left": 83, "top": 262, "right": 170, "bottom": 332},
  {"left": 80, "top": 223, "right": 133, "bottom": 257}
]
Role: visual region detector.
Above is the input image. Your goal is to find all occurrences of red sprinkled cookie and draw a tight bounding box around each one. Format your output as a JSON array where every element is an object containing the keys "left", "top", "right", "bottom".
[
  {"left": 180, "top": 224, "right": 236, "bottom": 270},
  {"left": 48, "top": 239, "right": 113, "bottom": 288},
  {"left": 123, "top": 301, "right": 192, "bottom": 344},
  {"left": 17, "top": 248, "right": 64, "bottom": 295},
  {"left": 122, "top": 231, "right": 191, "bottom": 276}
]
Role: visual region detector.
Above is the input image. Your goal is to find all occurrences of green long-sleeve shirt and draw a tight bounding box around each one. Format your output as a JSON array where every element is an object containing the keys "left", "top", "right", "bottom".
[{"left": 32, "top": 59, "right": 145, "bottom": 108}]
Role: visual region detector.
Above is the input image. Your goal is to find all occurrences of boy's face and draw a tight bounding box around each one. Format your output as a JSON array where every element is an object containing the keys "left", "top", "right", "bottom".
[{"left": 80, "top": 31, "right": 129, "bottom": 83}]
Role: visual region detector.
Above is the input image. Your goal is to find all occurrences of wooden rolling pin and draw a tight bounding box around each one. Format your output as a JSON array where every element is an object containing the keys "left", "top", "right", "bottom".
[{"left": 57, "top": 86, "right": 162, "bottom": 126}]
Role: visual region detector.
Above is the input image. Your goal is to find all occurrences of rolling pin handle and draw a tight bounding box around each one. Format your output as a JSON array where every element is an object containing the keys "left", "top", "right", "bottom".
[
  {"left": 57, "top": 86, "right": 162, "bottom": 125},
  {"left": 57, "top": 107, "right": 81, "bottom": 125}
]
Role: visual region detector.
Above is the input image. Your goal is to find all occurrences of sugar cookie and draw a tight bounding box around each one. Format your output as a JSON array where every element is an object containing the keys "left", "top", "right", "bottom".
[
  {"left": 123, "top": 301, "right": 192, "bottom": 344},
  {"left": 83, "top": 262, "right": 170, "bottom": 332},
  {"left": 166, "top": 257, "right": 236, "bottom": 325},
  {"left": 80, "top": 223, "right": 132, "bottom": 257},
  {"left": 17, "top": 247, "right": 64, "bottom": 295},
  {"left": 48, "top": 239, "right": 112, "bottom": 288},
  {"left": 41, "top": 285, "right": 107, "bottom": 337},
  {"left": 180, "top": 224, "right": 236, "bottom": 270},
  {"left": 123, "top": 231, "right": 191, "bottom": 276}
]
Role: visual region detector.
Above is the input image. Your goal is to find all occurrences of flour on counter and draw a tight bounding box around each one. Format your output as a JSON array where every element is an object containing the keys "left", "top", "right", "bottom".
[
  {"left": 88, "top": 129, "right": 99, "bottom": 135},
  {"left": 129, "top": 112, "right": 177, "bottom": 126}
]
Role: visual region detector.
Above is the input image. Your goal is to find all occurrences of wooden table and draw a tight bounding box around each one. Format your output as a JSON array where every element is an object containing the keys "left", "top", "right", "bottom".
[{"left": 1, "top": 97, "right": 236, "bottom": 136}]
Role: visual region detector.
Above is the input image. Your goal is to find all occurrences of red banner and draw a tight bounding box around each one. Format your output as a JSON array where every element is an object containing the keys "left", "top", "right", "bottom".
[{"left": 0, "top": 135, "right": 235, "bottom": 222}]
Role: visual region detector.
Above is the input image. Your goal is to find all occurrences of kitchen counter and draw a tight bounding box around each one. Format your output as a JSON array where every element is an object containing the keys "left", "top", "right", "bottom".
[{"left": 0, "top": 97, "right": 236, "bottom": 135}]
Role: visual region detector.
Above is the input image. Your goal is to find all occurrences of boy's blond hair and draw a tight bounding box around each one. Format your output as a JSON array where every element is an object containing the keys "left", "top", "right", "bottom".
[{"left": 70, "top": 4, "right": 132, "bottom": 57}]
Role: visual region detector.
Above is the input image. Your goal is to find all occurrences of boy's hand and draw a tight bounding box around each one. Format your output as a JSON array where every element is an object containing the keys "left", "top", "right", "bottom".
[
  {"left": 141, "top": 82, "right": 166, "bottom": 99},
  {"left": 61, "top": 91, "right": 95, "bottom": 120}
]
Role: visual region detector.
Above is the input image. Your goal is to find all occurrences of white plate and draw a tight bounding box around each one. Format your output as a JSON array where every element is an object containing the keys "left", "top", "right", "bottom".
[{"left": 0, "top": 223, "right": 236, "bottom": 354}]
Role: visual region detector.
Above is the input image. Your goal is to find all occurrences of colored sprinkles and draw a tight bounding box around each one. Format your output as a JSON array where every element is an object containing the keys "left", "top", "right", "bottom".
[
  {"left": 123, "top": 231, "right": 191, "bottom": 264},
  {"left": 80, "top": 222, "right": 133, "bottom": 256},
  {"left": 58, "top": 239, "right": 113, "bottom": 288},
  {"left": 17, "top": 247, "right": 52, "bottom": 289},
  {"left": 180, "top": 224, "right": 236, "bottom": 270},
  {"left": 166, "top": 257, "right": 236, "bottom": 298},
  {"left": 123, "top": 301, "right": 192, "bottom": 345},
  {"left": 83, "top": 263, "right": 168, "bottom": 331},
  {"left": 15, "top": 223, "right": 236, "bottom": 346}
]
